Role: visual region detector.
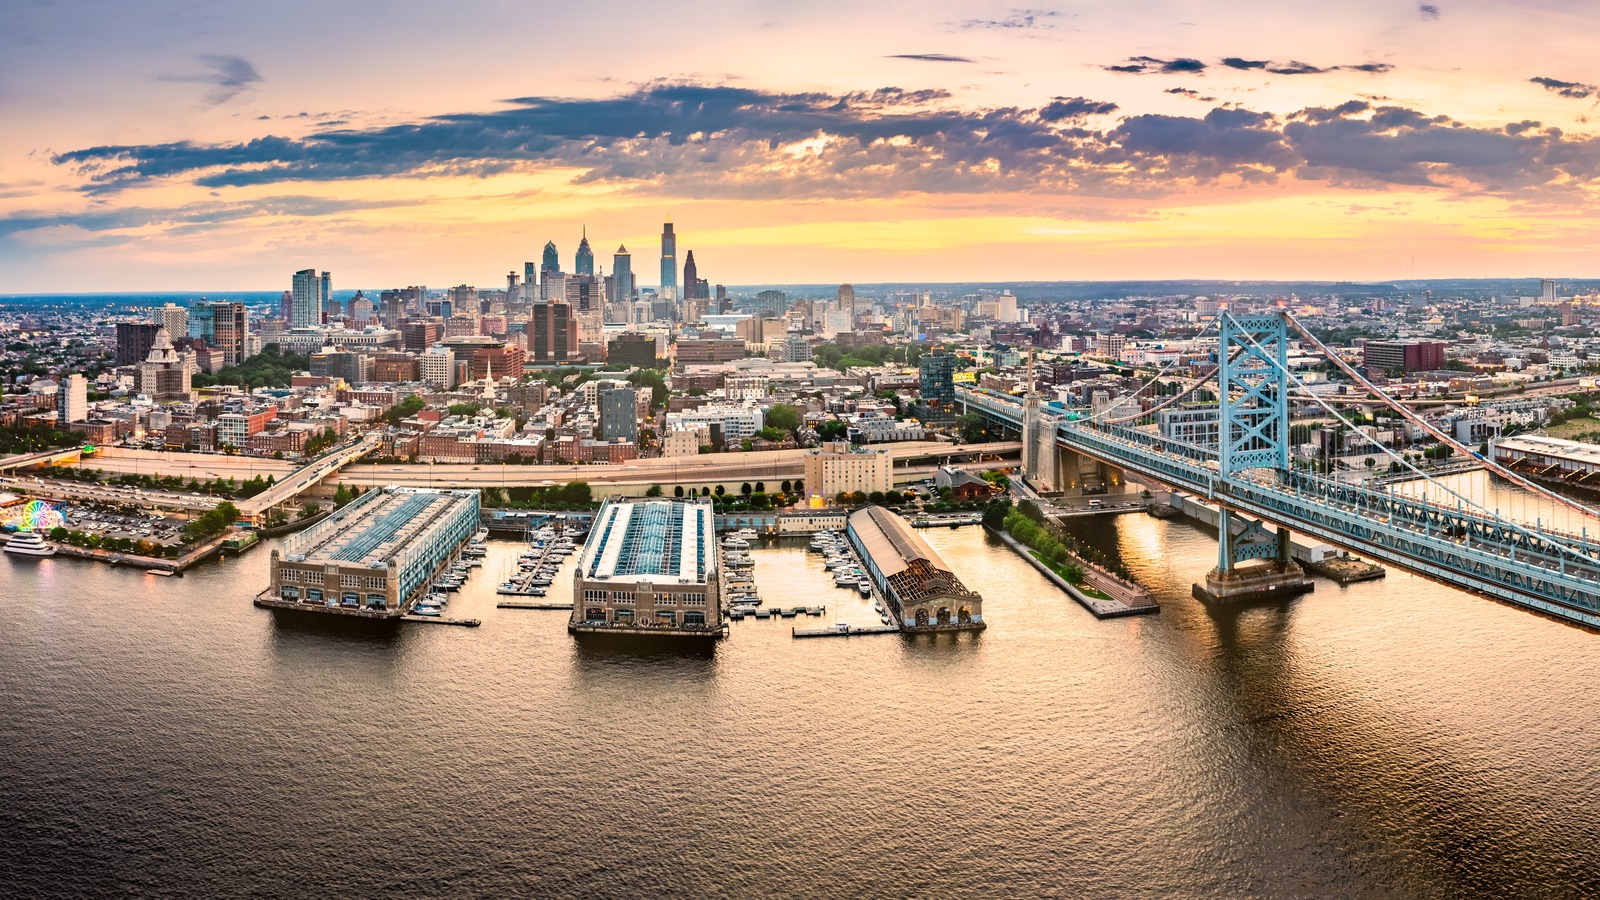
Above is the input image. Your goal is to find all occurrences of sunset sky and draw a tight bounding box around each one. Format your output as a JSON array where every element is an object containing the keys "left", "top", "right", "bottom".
[{"left": 4, "top": 0, "right": 1600, "bottom": 292}]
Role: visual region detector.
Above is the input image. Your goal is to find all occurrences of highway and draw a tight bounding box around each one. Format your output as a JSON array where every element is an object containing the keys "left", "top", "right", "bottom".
[{"left": 0, "top": 474, "right": 221, "bottom": 513}]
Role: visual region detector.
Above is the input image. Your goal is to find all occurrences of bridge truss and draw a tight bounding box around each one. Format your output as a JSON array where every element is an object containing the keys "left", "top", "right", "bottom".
[{"left": 960, "top": 310, "right": 1600, "bottom": 630}]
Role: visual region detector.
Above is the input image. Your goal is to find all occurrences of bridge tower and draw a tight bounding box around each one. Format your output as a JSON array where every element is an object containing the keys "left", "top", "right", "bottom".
[{"left": 1197, "top": 312, "right": 1314, "bottom": 604}]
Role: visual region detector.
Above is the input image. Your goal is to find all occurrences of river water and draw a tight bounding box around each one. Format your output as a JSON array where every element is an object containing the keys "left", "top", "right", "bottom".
[{"left": 4, "top": 479, "right": 1599, "bottom": 898}]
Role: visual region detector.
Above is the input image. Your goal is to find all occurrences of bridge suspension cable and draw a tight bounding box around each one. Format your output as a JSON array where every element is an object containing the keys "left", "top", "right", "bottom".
[
  {"left": 1080, "top": 311, "right": 1228, "bottom": 426},
  {"left": 1282, "top": 309, "right": 1600, "bottom": 524}
]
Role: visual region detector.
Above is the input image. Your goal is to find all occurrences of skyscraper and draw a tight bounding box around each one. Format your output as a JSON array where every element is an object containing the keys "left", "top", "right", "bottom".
[
  {"left": 321, "top": 271, "right": 333, "bottom": 316},
  {"left": 919, "top": 350, "right": 956, "bottom": 412},
  {"left": 206, "top": 300, "right": 249, "bottom": 367},
  {"left": 682, "top": 250, "right": 698, "bottom": 299},
  {"left": 115, "top": 322, "right": 162, "bottom": 366},
  {"left": 291, "top": 269, "right": 320, "bottom": 328},
  {"left": 660, "top": 220, "right": 677, "bottom": 295},
  {"left": 575, "top": 227, "right": 594, "bottom": 276},
  {"left": 542, "top": 241, "right": 560, "bottom": 277},
  {"left": 838, "top": 284, "right": 855, "bottom": 319},
  {"left": 613, "top": 245, "right": 634, "bottom": 303},
  {"left": 157, "top": 303, "right": 188, "bottom": 339}
]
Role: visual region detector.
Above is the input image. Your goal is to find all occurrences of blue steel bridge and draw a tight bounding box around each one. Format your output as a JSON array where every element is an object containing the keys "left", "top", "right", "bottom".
[{"left": 961, "top": 310, "right": 1600, "bottom": 631}]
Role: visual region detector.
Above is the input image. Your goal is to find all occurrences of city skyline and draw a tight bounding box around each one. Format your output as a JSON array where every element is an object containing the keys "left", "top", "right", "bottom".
[{"left": 5, "top": 1, "right": 1600, "bottom": 291}]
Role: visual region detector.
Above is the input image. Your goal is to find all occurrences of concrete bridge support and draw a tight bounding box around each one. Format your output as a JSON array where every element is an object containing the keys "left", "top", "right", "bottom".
[{"left": 1193, "top": 508, "right": 1314, "bottom": 604}]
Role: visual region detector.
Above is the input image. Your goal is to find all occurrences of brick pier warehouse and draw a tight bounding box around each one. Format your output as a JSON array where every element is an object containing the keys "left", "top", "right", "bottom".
[
  {"left": 259, "top": 486, "right": 480, "bottom": 618},
  {"left": 569, "top": 498, "right": 724, "bottom": 640},
  {"left": 847, "top": 505, "right": 985, "bottom": 632}
]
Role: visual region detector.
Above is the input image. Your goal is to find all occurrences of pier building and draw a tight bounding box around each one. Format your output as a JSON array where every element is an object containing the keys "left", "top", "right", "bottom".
[
  {"left": 846, "top": 505, "right": 985, "bottom": 632},
  {"left": 569, "top": 498, "right": 723, "bottom": 639},
  {"left": 259, "top": 486, "right": 480, "bottom": 617}
]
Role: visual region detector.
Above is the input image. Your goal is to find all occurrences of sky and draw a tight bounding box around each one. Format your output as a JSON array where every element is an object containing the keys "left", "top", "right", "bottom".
[{"left": 3, "top": 0, "right": 1600, "bottom": 292}]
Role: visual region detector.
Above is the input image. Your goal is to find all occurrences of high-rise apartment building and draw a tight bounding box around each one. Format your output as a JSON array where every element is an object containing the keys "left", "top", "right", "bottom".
[
  {"left": 320, "top": 271, "right": 333, "bottom": 316},
  {"left": 598, "top": 387, "right": 639, "bottom": 443},
  {"left": 157, "top": 303, "right": 188, "bottom": 339},
  {"left": 575, "top": 228, "right": 594, "bottom": 276},
  {"left": 613, "top": 245, "right": 634, "bottom": 303},
  {"left": 402, "top": 319, "right": 441, "bottom": 352},
  {"left": 207, "top": 300, "right": 249, "bottom": 367},
  {"left": 659, "top": 220, "right": 677, "bottom": 294},
  {"left": 919, "top": 350, "right": 956, "bottom": 411},
  {"left": 420, "top": 344, "right": 456, "bottom": 390},
  {"left": 58, "top": 373, "right": 88, "bottom": 424},
  {"left": 291, "top": 269, "right": 320, "bottom": 328}
]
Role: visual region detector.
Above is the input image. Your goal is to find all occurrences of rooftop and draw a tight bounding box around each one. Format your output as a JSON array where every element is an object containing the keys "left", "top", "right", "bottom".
[
  {"left": 283, "top": 486, "right": 477, "bottom": 567},
  {"left": 1496, "top": 435, "right": 1600, "bottom": 465},
  {"left": 581, "top": 498, "right": 716, "bottom": 585}
]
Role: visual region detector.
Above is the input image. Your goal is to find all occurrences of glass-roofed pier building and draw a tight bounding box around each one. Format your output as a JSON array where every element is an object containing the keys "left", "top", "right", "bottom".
[
  {"left": 569, "top": 498, "right": 724, "bottom": 639},
  {"left": 258, "top": 486, "right": 480, "bottom": 618}
]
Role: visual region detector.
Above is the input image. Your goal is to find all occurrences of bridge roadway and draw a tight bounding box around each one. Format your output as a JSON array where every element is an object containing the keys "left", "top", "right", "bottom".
[
  {"left": 961, "top": 388, "right": 1600, "bottom": 629},
  {"left": 324, "top": 441, "right": 1021, "bottom": 490}
]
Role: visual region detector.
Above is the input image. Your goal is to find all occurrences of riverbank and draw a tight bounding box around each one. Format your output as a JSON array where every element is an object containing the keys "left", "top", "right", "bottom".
[{"left": 987, "top": 526, "right": 1158, "bottom": 619}]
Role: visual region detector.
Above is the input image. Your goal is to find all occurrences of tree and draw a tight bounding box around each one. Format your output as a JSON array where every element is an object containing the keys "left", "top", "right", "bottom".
[
  {"left": 780, "top": 480, "right": 792, "bottom": 493},
  {"left": 333, "top": 484, "right": 354, "bottom": 508},
  {"left": 956, "top": 413, "right": 990, "bottom": 444},
  {"left": 741, "top": 482, "right": 752, "bottom": 496},
  {"left": 755, "top": 482, "right": 765, "bottom": 493},
  {"left": 673, "top": 485, "right": 684, "bottom": 498},
  {"left": 765, "top": 403, "right": 800, "bottom": 433},
  {"left": 817, "top": 420, "right": 849, "bottom": 442},
  {"left": 714, "top": 484, "right": 725, "bottom": 496},
  {"left": 646, "top": 484, "right": 664, "bottom": 497}
]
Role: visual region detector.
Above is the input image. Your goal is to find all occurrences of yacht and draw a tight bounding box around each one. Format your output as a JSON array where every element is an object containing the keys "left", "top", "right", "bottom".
[
  {"left": 858, "top": 581, "right": 872, "bottom": 597},
  {"left": 4, "top": 531, "right": 56, "bottom": 558},
  {"left": 734, "top": 528, "right": 759, "bottom": 541},
  {"left": 722, "top": 535, "right": 749, "bottom": 550}
]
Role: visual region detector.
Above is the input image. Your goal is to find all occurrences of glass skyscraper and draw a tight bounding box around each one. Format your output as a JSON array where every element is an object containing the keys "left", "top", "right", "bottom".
[
  {"left": 542, "top": 241, "right": 560, "bottom": 276},
  {"left": 575, "top": 228, "right": 594, "bottom": 276},
  {"left": 660, "top": 221, "right": 677, "bottom": 294},
  {"left": 919, "top": 351, "right": 956, "bottom": 410},
  {"left": 613, "top": 245, "right": 634, "bottom": 302}
]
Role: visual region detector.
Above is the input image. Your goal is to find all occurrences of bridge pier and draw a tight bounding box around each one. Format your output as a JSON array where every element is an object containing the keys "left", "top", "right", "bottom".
[{"left": 1194, "top": 509, "right": 1314, "bottom": 605}]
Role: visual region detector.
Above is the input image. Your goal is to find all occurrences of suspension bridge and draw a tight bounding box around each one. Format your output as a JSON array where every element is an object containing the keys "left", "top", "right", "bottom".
[{"left": 961, "top": 309, "right": 1600, "bottom": 630}]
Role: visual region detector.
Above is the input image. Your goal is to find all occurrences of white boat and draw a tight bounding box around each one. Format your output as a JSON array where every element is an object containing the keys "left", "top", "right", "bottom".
[
  {"left": 412, "top": 605, "right": 442, "bottom": 617},
  {"left": 4, "top": 531, "right": 56, "bottom": 558},
  {"left": 722, "top": 536, "right": 749, "bottom": 550},
  {"left": 834, "top": 573, "right": 858, "bottom": 587},
  {"left": 734, "top": 528, "right": 759, "bottom": 541},
  {"left": 858, "top": 581, "right": 872, "bottom": 596}
]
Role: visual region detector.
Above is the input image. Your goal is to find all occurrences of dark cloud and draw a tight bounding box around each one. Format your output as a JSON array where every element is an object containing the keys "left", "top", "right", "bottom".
[
  {"left": 1118, "top": 56, "right": 1388, "bottom": 77},
  {"left": 1531, "top": 76, "right": 1597, "bottom": 100},
  {"left": 888, "top": 53, "right": 976, "bottom": 63},
  {"left": 157, "top": 54, "right": 262, "bottom": 106},
  {"left": 1166, "top": 88, "right": 1218, "bottom": 102},
  {"left": 1419, "top": 4, "right": 1441, "bottom": 19},
  {"left": 1039, "top": 97, "right": 1118, "bottom": 122},
  {"left": 47, "top": 83, "right": 1600, "bottom": 205},
  {"left": 0, "top": 196, "right": 409, "bottom": 239},
  {"left": 959, "top": 9, "right": 1058, "bottom": 30},
  {"left": 1105, "top": 56, "right": 1207, "bottom": 75}
]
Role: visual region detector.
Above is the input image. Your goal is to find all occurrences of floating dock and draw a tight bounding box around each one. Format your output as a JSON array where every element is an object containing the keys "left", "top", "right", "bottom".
[
  {"left": 1304, "top": 555, "right": 1386, "bottom": 584},
  {"left": 496, "top": 601, "right": 573, "bottom": 610},
  {"left": 793, "top": 624, "right": 901, "bottom": 638}
]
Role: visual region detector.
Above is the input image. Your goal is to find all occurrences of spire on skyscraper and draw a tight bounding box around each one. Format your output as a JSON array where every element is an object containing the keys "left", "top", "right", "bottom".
[{"left": 575, "top": 228, "right": 595, "bottom": 276}]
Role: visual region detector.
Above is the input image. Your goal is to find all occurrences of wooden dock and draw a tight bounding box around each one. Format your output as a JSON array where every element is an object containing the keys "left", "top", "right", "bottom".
[{"left": 496, "top": 601, "right": 573, "bottom": 610}]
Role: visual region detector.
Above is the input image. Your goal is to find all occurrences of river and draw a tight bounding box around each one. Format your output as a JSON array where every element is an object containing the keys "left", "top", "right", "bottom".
[{"left": 3, "top": 483, "right": 1598, "bottom": 897}]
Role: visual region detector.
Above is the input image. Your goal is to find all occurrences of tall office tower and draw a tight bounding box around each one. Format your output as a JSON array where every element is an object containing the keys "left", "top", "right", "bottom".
[
  {"left": 206, "top": 300, "right": 249, "bottom": 367},
  {"left": 116, "top": 322, "right": 162, "bottom": 366},
  {"left": 566, "top": 274, "right": 607, "bottom": 348},
  {"left": 660, "top": 220, "right": 677, "bottom": 294},
  {"left": 613, "top": 245, "right": 634, "bottom": 302},
  {"left": 321, "top": 271, "right": 333, "bottom": 313},
  {"left": 530, "top": 299, "right": 574, "bottom": 363},
  {"left": 158, "top": 303, "right": 188, "bottom": 340},
  {"left": 542, "top": 241, "right": 560, "bottom": 277},
  {"left": 291, "top": 269, "right": 320, "bottom": 328},
  {"left": 575, "top": 227, "right": 595, "bottom": 276},
  {"left": 837, "top": 284, "right": 855, "bottom": 320},
  {"left": 58, "top": 373, "right": 88, "bottom": 424},
  {"left": 278, "top": 291, "right": 293, "bottom": 321},
  {"left": 715, "top": 284, "right": 729, "bottom": 314},
  {"left": 682, "top": 250, "right": 698, "bottom": 300},
  {"left": 348, "top": 292, "right": 374, "bottom": 326},
  {"left": 379, "top": 291, "right": 405, "bottom": 329},
  {"left": 420, "top": 344, "right": 457, "bottom": 390},
  {"left": 524, "top": 261, "right": 537, "bottom": 285}
]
